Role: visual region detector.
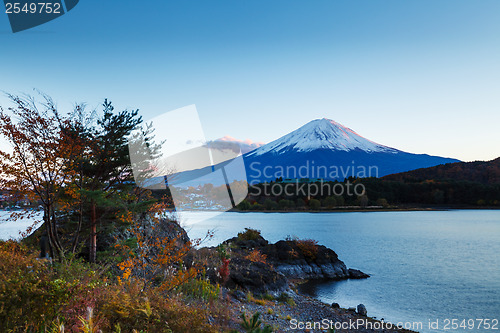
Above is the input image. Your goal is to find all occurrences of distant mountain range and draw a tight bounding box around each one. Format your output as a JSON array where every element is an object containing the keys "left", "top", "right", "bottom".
[
  {"left": 242, "top": 118, "right": 460, "bottom": 184},
  {"left": 164, "top": 118, "right": 460, "bottom": 187},
  {"left": 383, "top": 157, "right": 500, "bottom": 184}
]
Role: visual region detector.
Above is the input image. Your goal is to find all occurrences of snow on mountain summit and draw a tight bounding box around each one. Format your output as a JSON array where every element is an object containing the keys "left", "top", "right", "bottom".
[{"left": 249, "top": 118, "right": 398, "bottom": 156}]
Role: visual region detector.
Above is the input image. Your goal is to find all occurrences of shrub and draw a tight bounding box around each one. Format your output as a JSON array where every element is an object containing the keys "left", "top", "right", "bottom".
[
  {"left": 250, "top": 203, "right": 264, "bottom": 210},
  {"left": 294, "top": 238, "right": 319, "bottom": 261},
  {"left": 244, "top": 249, "right": 268, "bottom": 265},
  {"left": 295, "top": 198, "right": 306, "bottom": 208},
  {"left": 245, "top": 293, "right": 272, "bottom": 306},
  {"left": 276, "top": 292, "right": 295, "bottom": 306},
  {"left": 261, "top": 293, "right": 274, "bottom": 301},
  {"left": 178, "top": 276, "right": 220, "bottom": 301},
  {"left": 216, "top": 258, "right": 231, "bottom": 284},
  {"left": 98, "top": 279, "right": 214, "bottom": 333},
  {"left": 323, "top": 196, "right": 337, "bottom": 208},
  {"left": 376, "top": 198, "right": 389, "bottom": 207},
  {"left": 0, "top": 238, "right": 225, "bottom": 333},
  {"left": 237, "top": 200, "right": 252, "bottom": 210},
  {"left": 308, "top": 198, "right": 321, "bottom": 210},
  {"left": 0, "top": 240, "right": 106, "bottom": 332},
  {"left": 237, "top": 228, "right": 262, "bottom": 241},
  {"left": 216, "top": 243, "right": 230, "bottom": 260},
  {"left": 335, "top": 195, "right": 345, "bottom": 206},
  {"left": 230, "top": 312, "right": 273, "bottom": 333},
  {"left": 278, "top": 199, "right": 292, "bottom": 210},
  {"left": 263, "top": 199, "right": 278, "bottom": 210}
]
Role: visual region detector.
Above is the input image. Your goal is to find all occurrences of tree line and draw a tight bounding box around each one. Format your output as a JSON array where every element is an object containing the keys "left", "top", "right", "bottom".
[{"left": 238, "top": 176, "right": 500, "bottom": 210}]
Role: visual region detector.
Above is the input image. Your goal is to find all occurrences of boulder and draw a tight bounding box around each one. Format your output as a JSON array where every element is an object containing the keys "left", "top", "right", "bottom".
[
  {"left": 232, "top": 290, "right": 247, "bottom": 302},
  {"left": 225, "top": 257, "right": 288, "bottom": 295},
  {"left": 357, "top": 304, "right": 367, "bottom": 316}
]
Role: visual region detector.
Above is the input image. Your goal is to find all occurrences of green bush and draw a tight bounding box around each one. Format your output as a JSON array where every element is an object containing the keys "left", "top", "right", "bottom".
[
  {"left": 237, "top": 228, "right": 262, "bottom": 241},
  {"left": 308, "top": 198, "right": 321, "bottom": 210},
  {"left": 276, "top": 292, "right": 295, "bottom": 306},
  {"left": 178, "top": 277, "right": 220, "bottom": 301},
  {"left": 376, "top": 198, "right": 389, "bottom": 207},
  {"left": 230, "top": 312, "right": 273, "bottom": 333},
  {"left": 278, "top": 199, "right": 293, "bottom": 210},
  {"left": 250, "top": 203, "right": 264, "bottom": 210},
  {"left": 323, "top": 196, "right": 337, "bottom": 208},
  {"left": 237, "top": 200, "right": 252, "bottom": 210},
  {"left": 263, "top": 199, "right": 278, "bottom": 210},
  {"left": 0, "top": 241, "right": 104, "bottom": 332},
  {"left": 0, "top": 240, "right": 225, "bottom": 333},
  {"left": 295, "top": 198, "right": 306, "bottom": 208}
]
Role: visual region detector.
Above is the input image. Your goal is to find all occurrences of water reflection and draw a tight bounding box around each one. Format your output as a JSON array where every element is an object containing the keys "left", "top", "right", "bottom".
[{"left": 297, "top": 279, "right": 347, "bottom": 299}]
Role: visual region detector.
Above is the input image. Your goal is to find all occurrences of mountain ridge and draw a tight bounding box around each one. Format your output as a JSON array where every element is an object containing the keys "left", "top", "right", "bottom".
[
  {"left": 242, "top": 118, "right": 460, "bottom": 183},
  {"left": 383, "top": 157, "right": 500, "bottom": 184},
  {"left": 164, "top": 118, "right": 461, "bottom": 187}
]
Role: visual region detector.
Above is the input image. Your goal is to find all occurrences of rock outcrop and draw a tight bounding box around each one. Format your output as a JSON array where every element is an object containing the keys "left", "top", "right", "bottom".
[
  {"left": 260, "top": 240, "right": 369, "bottom": 280},
  {"left": 226, "top": 257, "right": 288, "bottom": 295},
  {"left": 221, "top": 230, "right": 369, "bottom": 293}
]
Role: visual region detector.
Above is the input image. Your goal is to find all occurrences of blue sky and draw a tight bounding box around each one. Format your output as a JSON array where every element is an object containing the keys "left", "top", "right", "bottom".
[{"left": 1, "top": 0, "right": 499, "bottom": 161}]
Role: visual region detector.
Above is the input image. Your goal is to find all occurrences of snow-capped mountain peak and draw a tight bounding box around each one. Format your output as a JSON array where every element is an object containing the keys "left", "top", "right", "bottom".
[{"left": 249, "top": 118, "right": 398, "bottom": 156}]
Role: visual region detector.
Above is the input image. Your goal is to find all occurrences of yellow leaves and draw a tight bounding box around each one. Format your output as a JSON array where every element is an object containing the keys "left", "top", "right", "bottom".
[
  {"left": 122, "top": 268, "right": 132, "bottom": 280},
  {"left": 137, "top": 297, "right": 152, "bottom": 318},
  {"left": 159, "top": 267, "right": 198, "bottom": 293},
  {"left": 117, "top": 259, "right": 134, "bottom": 280},
  {"left": 78, "top": 307, "right": 100, "bottom": 333}
]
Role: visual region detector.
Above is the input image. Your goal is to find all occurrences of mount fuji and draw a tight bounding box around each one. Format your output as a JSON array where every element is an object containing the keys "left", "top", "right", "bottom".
[{"left": 242, "top": 118, "right": 460, "bottom": 183}]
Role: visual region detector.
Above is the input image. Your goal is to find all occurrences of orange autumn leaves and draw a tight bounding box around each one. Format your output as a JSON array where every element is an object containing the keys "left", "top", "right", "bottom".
[{"left": 115, "top": 202, "right": 200, "bottom": 292}]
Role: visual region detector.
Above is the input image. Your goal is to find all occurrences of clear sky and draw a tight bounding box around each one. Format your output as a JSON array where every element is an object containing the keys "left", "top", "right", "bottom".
[{"left": 1, "top": 0, "right": 499, "bottom": 162}]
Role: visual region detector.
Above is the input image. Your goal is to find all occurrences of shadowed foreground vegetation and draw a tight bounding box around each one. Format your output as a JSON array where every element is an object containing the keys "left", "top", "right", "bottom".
[{"left": 0, "top": 238, "right": 230, "bottom": 332}]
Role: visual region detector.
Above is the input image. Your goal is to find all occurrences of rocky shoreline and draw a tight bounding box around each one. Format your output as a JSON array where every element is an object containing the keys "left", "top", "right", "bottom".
[
  {"left": 224, "top": 287, "right": 417, "bottom": 333},
  {"left": 189, "top": 227, "right": 416, "bottom": 332}
]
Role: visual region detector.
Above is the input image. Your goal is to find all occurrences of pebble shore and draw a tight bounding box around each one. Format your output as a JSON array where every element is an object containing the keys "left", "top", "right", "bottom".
[{"left": 225, "top": 287, "right": 417, "bottom": 333}]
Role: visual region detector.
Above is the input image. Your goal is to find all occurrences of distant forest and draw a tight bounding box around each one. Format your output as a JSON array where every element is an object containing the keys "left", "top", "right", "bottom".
[{"left": 237, "top": 158, "right": 500, "bottom": 210}]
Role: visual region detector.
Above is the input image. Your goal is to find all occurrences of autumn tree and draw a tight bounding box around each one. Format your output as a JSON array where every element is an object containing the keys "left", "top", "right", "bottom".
[{"left": 0, "top": 93, "right": 81, "bottom": 260}]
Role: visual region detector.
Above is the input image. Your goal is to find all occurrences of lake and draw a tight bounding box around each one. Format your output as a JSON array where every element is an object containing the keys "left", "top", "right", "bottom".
[
  {"left": 0, "top": 211, "right": 42, "bottom": 240},
  {"left": 1, "top": 209, "right": 499, "bottom": 332},
  {"left": 181, "top": 210, "right": 500, "bottom": 333}
]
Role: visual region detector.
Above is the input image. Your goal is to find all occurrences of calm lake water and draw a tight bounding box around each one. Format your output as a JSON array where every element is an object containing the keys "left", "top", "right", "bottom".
[
  {"left": 1, "top": 210, "right": 499, "bottom": 332},
  {"left": 181, "top": 210, "right": 500, "bottom": 333},
  {"left": 0, "top": 211, "right": 42, "bottom": 240}
]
